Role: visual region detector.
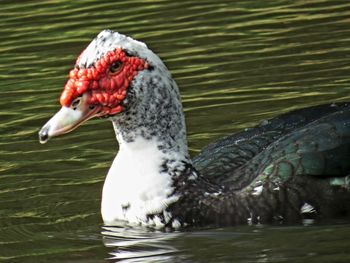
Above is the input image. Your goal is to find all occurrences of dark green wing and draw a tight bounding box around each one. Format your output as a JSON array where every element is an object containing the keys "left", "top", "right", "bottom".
[
  {"left": 193, "top": 103, "right": 350, "bottom": 188},
  {"left": 227, "top": 109, "right": 350, "bottom": 190}
]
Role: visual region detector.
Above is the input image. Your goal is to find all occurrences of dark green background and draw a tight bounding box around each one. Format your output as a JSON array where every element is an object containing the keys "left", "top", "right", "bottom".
[{"left": 0, "top": 0, "right": 350, "bottom": 262}]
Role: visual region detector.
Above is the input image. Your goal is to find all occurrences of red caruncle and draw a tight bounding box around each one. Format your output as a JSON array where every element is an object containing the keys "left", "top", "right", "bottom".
[{"left": 60, "top": 48, "right": 148, "bottom": 116}]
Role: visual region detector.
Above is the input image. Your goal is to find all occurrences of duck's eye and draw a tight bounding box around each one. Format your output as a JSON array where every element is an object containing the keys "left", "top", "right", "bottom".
[{"left": 109, "top": 61, "right": 123, "bottom": 75}]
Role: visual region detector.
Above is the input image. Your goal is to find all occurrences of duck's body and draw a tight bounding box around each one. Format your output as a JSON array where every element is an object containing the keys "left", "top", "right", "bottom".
[
  {"left": 104, "top": 102, "right": 350, "bottom": 227},
  {"left": 39, "top": 30, "right": 350, "bottom": 228}
]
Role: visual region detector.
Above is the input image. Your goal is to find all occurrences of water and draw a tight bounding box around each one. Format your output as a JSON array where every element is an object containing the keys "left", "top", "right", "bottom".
[{"left": 1, "top": 0, "right": 350, "bottom": 262}]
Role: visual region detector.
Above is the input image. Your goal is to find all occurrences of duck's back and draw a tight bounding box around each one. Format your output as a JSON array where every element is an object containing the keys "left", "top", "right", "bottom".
[{"left": 193, "top": 102, "right": 350, "bottom": 189}]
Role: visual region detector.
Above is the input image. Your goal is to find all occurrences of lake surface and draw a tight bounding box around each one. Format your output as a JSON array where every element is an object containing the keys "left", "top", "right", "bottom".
[{"left": 1, "top": 0, "right": 350, "bottom": 262}]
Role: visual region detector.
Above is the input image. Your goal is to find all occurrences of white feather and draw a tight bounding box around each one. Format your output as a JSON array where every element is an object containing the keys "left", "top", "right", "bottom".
[
  {"left": 300, "top": 202, "right": 316, "bottom": 214},
  {"left": 252, "top": 185, "right": 263, "bottom": 196},
  {"left": 101, "top": 136, "right": 178, "bottom": 226},
  {"left": 79, "top": 30, "right": 166, "bottom": 72}
]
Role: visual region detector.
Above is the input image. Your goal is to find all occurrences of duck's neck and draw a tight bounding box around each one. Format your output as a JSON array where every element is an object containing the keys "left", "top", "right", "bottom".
[{"left": 101, "top": 73, "right": 195, "bottom": 226}]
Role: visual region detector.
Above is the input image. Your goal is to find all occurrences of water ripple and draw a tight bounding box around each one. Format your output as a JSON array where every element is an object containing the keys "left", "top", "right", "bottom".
[{"left": 1, "top": 0, "right": 350, "bottom": 262}]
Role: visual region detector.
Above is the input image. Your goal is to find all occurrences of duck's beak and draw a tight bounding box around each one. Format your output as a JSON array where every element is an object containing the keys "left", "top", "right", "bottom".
[{"left": 39, "top": 93, "right": 101, "bottom": 144}]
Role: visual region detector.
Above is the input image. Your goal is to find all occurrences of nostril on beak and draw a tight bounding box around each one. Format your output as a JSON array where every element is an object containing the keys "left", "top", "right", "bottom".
[{"left": 39, "top": 126, "right": 49, "bottom": 144}]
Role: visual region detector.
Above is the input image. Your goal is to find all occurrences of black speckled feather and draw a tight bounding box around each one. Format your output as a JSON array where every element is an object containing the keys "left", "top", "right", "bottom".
[{"left": 165, "top": 103, "right": 350, "bottom": 227}]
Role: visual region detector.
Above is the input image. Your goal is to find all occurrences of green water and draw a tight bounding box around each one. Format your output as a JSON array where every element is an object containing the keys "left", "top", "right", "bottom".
[{"left": 1, "top": 0, "right": 350, "bottom": 262}]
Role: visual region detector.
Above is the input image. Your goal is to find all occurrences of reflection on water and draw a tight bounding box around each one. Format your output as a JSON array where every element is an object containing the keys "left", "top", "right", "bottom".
[
  {"left": 1, "top": 0, "right": 350, "bottom": 262},
  {"left": 102, "top": 223, "right": 350, "bottom": 263},
  {"left": 102, "top": 226, "right": 182, "bottom": 262}
]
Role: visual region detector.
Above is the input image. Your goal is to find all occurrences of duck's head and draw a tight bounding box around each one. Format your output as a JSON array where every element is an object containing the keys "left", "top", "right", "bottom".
[{"left": 39, "top": 30, "right": 174, "bottom": 144}]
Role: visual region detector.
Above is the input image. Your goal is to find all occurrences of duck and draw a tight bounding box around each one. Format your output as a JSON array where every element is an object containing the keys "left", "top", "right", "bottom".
[{"left": 39, "top": 29, "right": 350, "bottom": 228}]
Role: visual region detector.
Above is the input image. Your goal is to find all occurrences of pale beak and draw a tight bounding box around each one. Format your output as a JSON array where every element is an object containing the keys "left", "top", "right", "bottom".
[{"left": 39, "top": 93, "right": 101, "bottom": 144}]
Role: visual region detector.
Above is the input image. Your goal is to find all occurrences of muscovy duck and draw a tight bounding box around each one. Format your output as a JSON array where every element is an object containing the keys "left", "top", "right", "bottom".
[{"left": 39, "top": 30, "right": 350, "bottom": 228}]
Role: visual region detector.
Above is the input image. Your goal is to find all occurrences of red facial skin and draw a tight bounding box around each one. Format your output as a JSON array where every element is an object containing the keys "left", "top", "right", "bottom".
[{"left": 60, "top": 48, "right": 148, "bottom": 116}]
